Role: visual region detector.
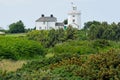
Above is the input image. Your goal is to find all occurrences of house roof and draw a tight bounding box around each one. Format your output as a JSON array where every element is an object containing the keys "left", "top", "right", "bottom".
[
  {"left": 55, "top": 22, "right": 64, "bottom": 26},
  {"left": 36, "top": 17, "right": 57, "bottom": 22}
]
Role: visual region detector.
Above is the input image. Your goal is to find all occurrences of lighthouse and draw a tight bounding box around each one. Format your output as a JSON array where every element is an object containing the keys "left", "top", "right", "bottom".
[{"left": 68, "top": 3, "right": 81, "bottom": 29}]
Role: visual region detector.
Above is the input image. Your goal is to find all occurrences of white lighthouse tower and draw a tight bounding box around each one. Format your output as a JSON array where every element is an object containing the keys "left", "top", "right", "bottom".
[{"left": 68, "top": 3, "right": 81, "bottom": 29}]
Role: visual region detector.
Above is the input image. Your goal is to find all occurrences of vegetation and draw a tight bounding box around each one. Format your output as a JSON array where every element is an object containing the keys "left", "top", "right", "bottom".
[
  {"left": 27, "top": 26, "right": 78, "bottom": 48},
  {"left": 0, "top": 60, "right": 26, "bottom": 72},
  {"left": 48, "top": 40, "right": 115, "bottom": 55},
  {"left": 0, "top": 37, "right": 45, "bottom": 60},
  {"left": 0, "top": 21, "right": 120, "bottom": 79},
  {"left": 5, "top": 33, "right": 26, "bottom": 37},
  {"left": 1, "top": 50, "right": 120, "bottom": 80},
  {"left": 63, "top": 19, "right": 68, "bottom": 25},
  {"left": 84, "top": 21, "right": 120, "bottom": 40},
  {"left": 9, "top": 20, "right": 25, "bottom": 33}
]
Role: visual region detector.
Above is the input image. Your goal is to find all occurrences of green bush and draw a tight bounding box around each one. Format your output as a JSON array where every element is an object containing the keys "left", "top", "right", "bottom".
[
  {"left": 93, "top": 39, "right": 110, "bottom": 48},
  {"left": 48, "top": 40, "right": 100, "bottom": 55},
  {"left": 0, "top": 37, "right": 45, "bottom": 60},
  {"left": 27, "top": 27, "right": 78, "bottom": 48},
  {"left": 75, "top": 49, "right": 120, "bottom": 80},
  {"left": 3, "top": 49, "right": 120, "bottom": 80}
]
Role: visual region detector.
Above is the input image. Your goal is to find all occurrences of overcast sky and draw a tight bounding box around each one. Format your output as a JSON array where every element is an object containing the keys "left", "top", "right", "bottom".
[{"left": 0, "top": 0, "right": 120, "bottom": 29}]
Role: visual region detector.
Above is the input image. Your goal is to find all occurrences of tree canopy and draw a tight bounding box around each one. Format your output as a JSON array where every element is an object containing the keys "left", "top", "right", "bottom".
[
  {"left": 9, "top": 20, "right": 25, "bottom": 33},
  {"left": 84, "top": 21, "right": 120, "bottom": 41}
]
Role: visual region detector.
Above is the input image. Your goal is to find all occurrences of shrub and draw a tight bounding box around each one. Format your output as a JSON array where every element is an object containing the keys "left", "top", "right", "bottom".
[
  {"left": 76, "top": 49, "right": 120, "bottom": 80},
  {"left": 4, "top": 50, "right": 120, "bottom": 80},
  {"left": 0, "top": 37, "right": 45, "bottom": 60},
  {"left": 27, "top": 27, "right": 78, "bottom": 48},
  {"left": 93, "top": 39, "right": 110, "bottom": 48},
  {"left": 48, "top": 40, "right": 98, "bottom": 55}
]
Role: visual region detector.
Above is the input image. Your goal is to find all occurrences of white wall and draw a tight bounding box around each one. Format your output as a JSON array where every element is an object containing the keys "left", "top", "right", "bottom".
[
  {"left": 47, "top": 22, "right": 56, "bottom": 29},
  {"left": 68, "top": 12, "right": 81, "bottom": 29},
  {"left": 56, "top": 26, "right": 64, "bottom": 29},
  {"left": 36, "top": 22, "right": 56, "bottom": 30}
]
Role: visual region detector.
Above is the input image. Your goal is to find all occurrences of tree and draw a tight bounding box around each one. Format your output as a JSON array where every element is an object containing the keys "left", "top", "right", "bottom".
[
  {"left": 63, "top": 19, "right": 68, "bottom": 25},
  {"left": 102, "top": 28, "right": 115, "bottom": 40},
  {"left": 115, "top": 23, "right": 120, "bottom": 40},
  {"left": 66, "top": 26, "right": 78, "bottom": 40},
  {"left": 84, "top": 21, "right": 101, "bottom": 30},
  {"left": 27, "top": 30, "right": 49, "bottom": 47},
  {"left": 88, "top": 24, "right": 98, "bottom": 40},
  {"left": 9, "top": 20, "right": 25, "bottom": 33},
  {"left": 56, "top": 28, "right": 66, "bottom": 42}
]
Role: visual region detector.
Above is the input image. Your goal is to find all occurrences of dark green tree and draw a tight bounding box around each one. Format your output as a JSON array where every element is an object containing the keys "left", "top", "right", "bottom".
[
  {"left": 66, "top": 26, "right": 78, "bottom": 40},
  {"left": 88, "top": 24, "right": 98, "bottom": 40},
  {"left": 63, "top": 19, "right": 68, "bottom": 25},
  {"left": 115, "top": 23, "right": 120, "bottom": 40},
  {"left": 9, "top": 20, "right": 25, "bottom": 33},
  {"left": 47, "top": 29, "right": 57, "bottom": 47},
  {"left": 56, "top": 28, "right": 66, "bottom": 42},
  {"left": 102, "top": 27, "right": 115, "bottom": 40},
  {"left": 84, "top": 21, "right": 101, "bottom": 30}
]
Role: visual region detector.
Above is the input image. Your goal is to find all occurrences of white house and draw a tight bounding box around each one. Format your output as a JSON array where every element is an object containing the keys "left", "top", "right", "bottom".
[
  {"left": 0, "top": 31, "right": 5, "bottom": 35},
  {"left": 35, "top": 14, "right": 64, "bottom": 30},
  {"left": 35, "top": 3, "right": 81, "bottom": 30},
  {"left": 0, "top": 27, "right": 5, "bottom": 35},
  {"left": 68, "top": 4, "right": 81, "bottom": 29}
]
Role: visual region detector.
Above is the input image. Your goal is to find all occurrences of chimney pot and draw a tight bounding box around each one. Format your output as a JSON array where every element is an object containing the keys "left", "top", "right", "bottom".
[
  {"left": 51, "top": 14, "right": 53, "bottom": 17},
  {"left": 41, "top": 14, "right": 44, "bottom": 17}
]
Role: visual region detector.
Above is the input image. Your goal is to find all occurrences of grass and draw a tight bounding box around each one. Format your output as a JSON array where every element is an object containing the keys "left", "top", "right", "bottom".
[
  {"left": 0, "top": 59, "right": 26, "bottom": 72},
  {"left": 5, "top": 33, "right": 26, "bottom": 37}
]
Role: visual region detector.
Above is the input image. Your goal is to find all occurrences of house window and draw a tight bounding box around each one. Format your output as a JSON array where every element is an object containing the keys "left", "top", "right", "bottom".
[
  {"left": 39, "top": 27, "right": 42, "bottom": 30},
  {"left": 73, "top": 19, "right": 75, "bottom": 23},
  {"left": 45, "top": 27, "right": 47, "bottom": 30},
  {"left": 43, "top": 22, "right": 45, "bottom": 25}
]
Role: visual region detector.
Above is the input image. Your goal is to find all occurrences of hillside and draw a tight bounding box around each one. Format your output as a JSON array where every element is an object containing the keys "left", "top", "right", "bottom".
[{"left": 0, "top": 21, "right": 120, "bottom": 80}]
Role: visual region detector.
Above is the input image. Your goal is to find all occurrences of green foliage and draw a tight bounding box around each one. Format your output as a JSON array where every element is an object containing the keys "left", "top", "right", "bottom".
[
  {"left": 27, "top": 30, "right": 49, "bottom": 47},
  {"left": 76, "top": 50, "right": 120, "bottom": 80},
  {"left": 93, "top": 39, "right": 110, "bottom": 48},
  {"left": 85, "top": 21, "right": 120, "bottom": 41},
  {"left": 9, "top": 20, "right": 25, "bottom": 33},
  {"left": 3, "top": 50, "right": 120, "bottom": 80},
  {"left": 77, "top": 29, "right": 88, "bottom": 40},
  {"left": 0, "top": 37, "right": 45, "bottom": 60},
  {"left": 47, "top": 28, "right": 66, "bottom": 47},
  {"left": 5, "top": 33, "right": 26, "bottom": 37},
  {"left": 27, "top": 27, "right": 78, "bottom": 48},
  {"left": 2, "top": 54, "right": 80, "bottom": 80},
  {"left": 84, "top": 21, "right": 101, "bottom": 30},
  {"left": 48, "top": 40, "right": 113, "bottom": 55},
  {"left": 88, "top": 24, "right": 99, "bottom": 40},
  {"left": 63, "top": 19, "right": 68, "bottom": 25},
  {"left": 1, "top": 20, "right": 120, "bottom": 79},
  {"left": 66, "top": 26, "right": 78, "bottom": 40}
]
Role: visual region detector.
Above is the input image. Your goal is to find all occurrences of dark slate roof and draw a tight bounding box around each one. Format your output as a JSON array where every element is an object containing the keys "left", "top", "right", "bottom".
[
  {"left": 55, "top": 22, "right": 64, "bottom": 26},
  {"left": 36, "top": 17, "right": 57, "bottom": 22}
]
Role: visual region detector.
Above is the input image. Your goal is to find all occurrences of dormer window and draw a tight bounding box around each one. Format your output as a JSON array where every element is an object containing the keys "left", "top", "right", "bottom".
[
  {"left": 73, "top": 19, "right": 75, "bottom": 23},
  {"left": 73, "top": 6, "right": 77, "bottom": 10}
]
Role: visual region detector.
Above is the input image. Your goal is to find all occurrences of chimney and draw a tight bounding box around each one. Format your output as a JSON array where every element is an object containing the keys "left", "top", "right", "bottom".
[
  {"left": 50, "top": 14, "right": 53, "bottom": 17},
  {"left": 41, "top": 14, "right": 44, "bottom": 17}
]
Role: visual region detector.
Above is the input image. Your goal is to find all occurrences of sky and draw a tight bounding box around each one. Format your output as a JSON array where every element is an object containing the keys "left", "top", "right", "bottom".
[{"left": 0, "top": 0, "right": 120, "bottom": 29}]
